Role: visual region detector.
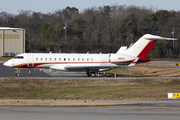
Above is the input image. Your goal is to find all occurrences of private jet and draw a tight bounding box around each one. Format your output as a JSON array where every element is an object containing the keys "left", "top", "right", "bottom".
[{"left": 3, "top": 34, "right": 177, "bottom": 77}]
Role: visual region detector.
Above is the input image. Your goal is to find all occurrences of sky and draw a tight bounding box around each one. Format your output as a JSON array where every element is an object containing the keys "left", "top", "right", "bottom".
[{"left": 0, "top": 0, "right": 179, "bottom": 15}]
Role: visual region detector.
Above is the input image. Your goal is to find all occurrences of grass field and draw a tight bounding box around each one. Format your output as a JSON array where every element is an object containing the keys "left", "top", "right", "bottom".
[
  {"left": 0, "top": 57, "right": 13, "bottom": 61},
  {"left": 0, "top": 78, "right": 180, "bottom": 100}
]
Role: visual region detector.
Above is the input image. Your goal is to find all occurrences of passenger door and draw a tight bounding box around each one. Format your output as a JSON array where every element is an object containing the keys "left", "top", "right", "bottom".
[{"left": 28, "top": 54, "right": 34, "bottom": 67}]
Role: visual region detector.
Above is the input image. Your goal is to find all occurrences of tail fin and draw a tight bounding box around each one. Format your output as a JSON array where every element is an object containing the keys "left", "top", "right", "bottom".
[{"left": 118, "top": 34, "right": 177, "bottom": 58}]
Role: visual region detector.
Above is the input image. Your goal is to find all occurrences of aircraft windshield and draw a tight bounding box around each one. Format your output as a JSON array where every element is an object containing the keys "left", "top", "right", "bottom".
[{"left": 14, "top": 56, "right": 24, "bottom": 59}]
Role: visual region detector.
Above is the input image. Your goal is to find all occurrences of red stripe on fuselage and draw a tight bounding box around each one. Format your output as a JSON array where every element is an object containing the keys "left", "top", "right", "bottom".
[{"left": 137, "top": 40, "right": 157, "bottom": 58}]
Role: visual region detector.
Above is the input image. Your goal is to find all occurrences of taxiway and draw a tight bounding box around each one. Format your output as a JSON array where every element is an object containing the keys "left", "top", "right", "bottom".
[{"left": 0, "top": 100, "right": 180, "bottom": 120}]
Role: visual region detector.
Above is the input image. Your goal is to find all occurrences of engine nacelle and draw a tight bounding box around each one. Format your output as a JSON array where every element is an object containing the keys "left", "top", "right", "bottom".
[{"left": 110, "top": 54, "right": 135, "bottom": 64}]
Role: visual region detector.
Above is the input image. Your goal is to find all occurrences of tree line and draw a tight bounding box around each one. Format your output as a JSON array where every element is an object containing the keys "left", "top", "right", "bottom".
[{"left": 1, "top": 5, "right": 180, "bottom": 58}]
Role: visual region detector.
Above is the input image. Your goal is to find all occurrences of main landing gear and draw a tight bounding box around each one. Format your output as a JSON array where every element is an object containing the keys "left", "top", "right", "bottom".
[{"left": 86, "top": 70, "right": 97, "bottom": 77}]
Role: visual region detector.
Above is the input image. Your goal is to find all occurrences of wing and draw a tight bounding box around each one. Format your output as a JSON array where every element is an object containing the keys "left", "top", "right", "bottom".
[{"left": 50, "top": 64, "right": 123, "bottom": 71}]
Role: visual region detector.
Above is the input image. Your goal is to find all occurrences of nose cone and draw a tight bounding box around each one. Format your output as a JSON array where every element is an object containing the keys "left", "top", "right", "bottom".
[{"left": 3, "top": 61, "right": 13, "bottom": 67}]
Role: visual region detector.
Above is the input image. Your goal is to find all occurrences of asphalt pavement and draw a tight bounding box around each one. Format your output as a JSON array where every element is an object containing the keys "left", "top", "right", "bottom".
[{"left": 1, "top": 100, "right": 180, "bottom": 120}]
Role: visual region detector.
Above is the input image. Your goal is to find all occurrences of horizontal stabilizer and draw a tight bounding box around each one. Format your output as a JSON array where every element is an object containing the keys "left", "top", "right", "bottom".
[
  {"left": 128, "top": 58, "right": 139, "bottom": 67},
  {"left": 144, "top": 34, "right": 178, "bottom": 41}
]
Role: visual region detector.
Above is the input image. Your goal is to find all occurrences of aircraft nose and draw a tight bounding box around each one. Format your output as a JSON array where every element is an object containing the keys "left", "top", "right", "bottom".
[
  {"left": 3, "top": 61, "right": 8, "bottom": 66},
  {"left": 3, "top": 61, "right": 13, "bottom": 67}
]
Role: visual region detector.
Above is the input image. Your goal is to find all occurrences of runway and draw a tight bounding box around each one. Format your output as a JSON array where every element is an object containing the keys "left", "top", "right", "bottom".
[{"left": 0, "top": 100, "right": 180, "bottom": 120}]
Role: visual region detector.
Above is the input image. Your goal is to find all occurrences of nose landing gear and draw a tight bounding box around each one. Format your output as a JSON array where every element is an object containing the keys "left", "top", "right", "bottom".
[
  {"left": 15, "top": 69, "right": 20, "bottom": 77},
  {"left": 49, "top": 68, "right": 52, "bottom": 74}
]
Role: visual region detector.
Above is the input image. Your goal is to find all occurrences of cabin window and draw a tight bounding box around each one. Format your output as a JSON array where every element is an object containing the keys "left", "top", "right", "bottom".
[
  {"left": 91, "top": 58, "right": 93, "bottom": 61},
  {"left": 87, "top": 58, "right": 89, "bottom": 61},
  {"left": 59, "top": 58, "right": 61, "bottom": 61},
  {"left": 78, "top": 58, "right": 80, "bottom": 61},
  {"left": 41, "top": 58, "right": 43, "bottom": 61},
  {"left": 64, "top": 58, "right": 66, "bottom": 61},
  {"left": 54, "top": 58, "right": 56, "bottom": 61},
  {"left": 45, "top": 58, "right": 47, "bottom": 61},
  {"left": 73, "top": 58, "right": 75, "bottom": 61},
  {"left": 82, "top": 58, "right": 84, "bottom": 61},
  {"left": 36, "top": 58, "right": 38, "bottom": 61},
  {"left": 50, "top": 58, "right": 52, "bottom": 61},
  {"left": 68, "top": 58, "right": 70, "bottom": 61}
]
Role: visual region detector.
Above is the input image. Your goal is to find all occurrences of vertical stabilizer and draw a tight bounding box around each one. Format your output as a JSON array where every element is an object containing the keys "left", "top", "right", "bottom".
[{"left": 120, "top": 34, "right": 177, "bottom": 58}]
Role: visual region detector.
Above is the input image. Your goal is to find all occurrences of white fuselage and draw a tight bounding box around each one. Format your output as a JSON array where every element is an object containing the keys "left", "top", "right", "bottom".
[{"left": 4, "top": 53, "right": 135, "bottom": 71}]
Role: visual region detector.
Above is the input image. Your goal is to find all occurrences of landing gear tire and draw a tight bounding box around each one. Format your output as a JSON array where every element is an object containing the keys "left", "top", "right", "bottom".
[
  {"left": 15, "top": 69, "right": 20, "bottom": 77},
  {"left": 90, "top": 72, "right": 97, "bottom": 77},
  {"left": 16, "top": 73, "right": 20, "bottom": 77},
  {"left": 86, "top": 70, "right": 97, "bottom": 77}
]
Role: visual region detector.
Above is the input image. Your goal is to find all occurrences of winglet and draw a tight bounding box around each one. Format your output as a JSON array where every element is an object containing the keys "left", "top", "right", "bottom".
[{"left": 128, "top": 58, "right": 139, "bottom": 67}]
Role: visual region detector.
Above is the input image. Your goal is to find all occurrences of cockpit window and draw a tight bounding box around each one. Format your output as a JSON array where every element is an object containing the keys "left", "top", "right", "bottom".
[{"left": 14, "top": 56, "right": 24, "bottom": 59}]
